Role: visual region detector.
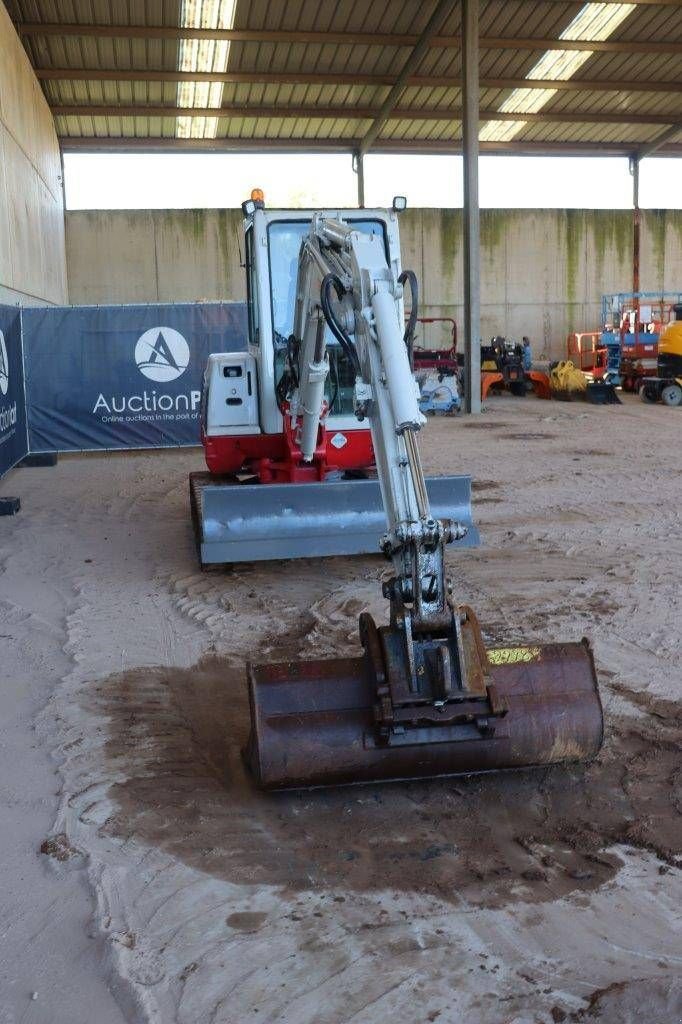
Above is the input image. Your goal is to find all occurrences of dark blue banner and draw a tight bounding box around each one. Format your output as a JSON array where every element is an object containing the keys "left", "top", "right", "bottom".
[
  {"left": 23, "top": 303, "right": 247, "bottom": 452},
  {"left": 0, "top": 305, "right": 28, "bottom": 477}
]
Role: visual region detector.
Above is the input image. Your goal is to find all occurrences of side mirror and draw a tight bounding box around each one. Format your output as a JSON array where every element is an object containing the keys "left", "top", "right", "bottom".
[{"left": 392, "top": 195, "right": 407, "bottom": 212}]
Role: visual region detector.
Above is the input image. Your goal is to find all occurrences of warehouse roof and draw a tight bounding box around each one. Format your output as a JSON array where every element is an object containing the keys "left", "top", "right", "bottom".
[{"left": 6, "top": 0, "right": 682, "bottom": 157}]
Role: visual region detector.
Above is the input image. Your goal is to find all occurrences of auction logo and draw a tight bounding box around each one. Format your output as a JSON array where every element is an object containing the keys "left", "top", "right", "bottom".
[
  {"left": 134, "top": 327, "right": 189, "bottom": 383},
  {"left": 0, "top": 330, "right": 8, "bottom": 396}
]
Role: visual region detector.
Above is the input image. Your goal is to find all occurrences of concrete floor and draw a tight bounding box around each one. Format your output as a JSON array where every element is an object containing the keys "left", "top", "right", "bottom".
[{"left": 1, "top": 393, "right": 680, "bottom": 1023}]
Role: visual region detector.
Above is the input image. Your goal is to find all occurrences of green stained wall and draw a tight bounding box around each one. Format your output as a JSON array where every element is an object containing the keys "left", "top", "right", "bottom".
[{"left": 66, "top": 207, "right": 682, "bottom": 360}]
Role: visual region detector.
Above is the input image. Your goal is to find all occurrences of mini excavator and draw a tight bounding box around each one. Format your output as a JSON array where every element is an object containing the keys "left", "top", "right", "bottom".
[{"left": 195, "top": 195, "right": 603, "bottom": 789}]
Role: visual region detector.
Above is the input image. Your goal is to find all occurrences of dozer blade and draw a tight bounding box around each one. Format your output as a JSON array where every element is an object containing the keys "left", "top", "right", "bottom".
[
  {"left": 245, "top": 639, "right": 603, "bottom": 790},
  {"left": 191, "top": 472, "right": 478, "bottom": 565}
]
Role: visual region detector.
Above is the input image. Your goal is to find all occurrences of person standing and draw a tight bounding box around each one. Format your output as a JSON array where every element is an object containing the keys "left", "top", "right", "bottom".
[{"left": 522, "top": 336, "right": 532, "bottom": 371}]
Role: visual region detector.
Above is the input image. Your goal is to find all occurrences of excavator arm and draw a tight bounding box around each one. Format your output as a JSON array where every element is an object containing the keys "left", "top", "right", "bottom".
[
  {"left": 280, "top": 216, "right": 482, "bottom": 715},
  {"left": 245, "top": 214, "right": 604, "bottom": 789}
]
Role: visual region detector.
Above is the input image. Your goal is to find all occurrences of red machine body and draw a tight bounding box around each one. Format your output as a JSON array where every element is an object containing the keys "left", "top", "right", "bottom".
[
  {"left": 202, "top": 419, "right": 374, "bottom": 483},
  {"left": 201, "top": 350, "right": 374, "bottom": 484}
]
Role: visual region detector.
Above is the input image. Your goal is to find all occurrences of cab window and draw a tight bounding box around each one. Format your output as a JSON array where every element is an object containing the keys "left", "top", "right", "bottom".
[{"left": 267, "top": 218, "right": 387, "bottom": 416}]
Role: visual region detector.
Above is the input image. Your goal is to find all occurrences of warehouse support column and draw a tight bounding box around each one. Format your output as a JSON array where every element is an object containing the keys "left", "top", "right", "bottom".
[
  {"left": 462, "top": 0, "right": 481, "bottom": 413},
  {"left": 354, "top": 150, "right": 365, "bottom": 209},
  {"left": 629, "top": 155, "right": 640, "bottom": 300}
]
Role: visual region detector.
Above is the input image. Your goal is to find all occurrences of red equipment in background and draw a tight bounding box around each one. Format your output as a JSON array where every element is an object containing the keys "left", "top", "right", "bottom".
[
  {"left": 567, "top": 332, "right": 607, "bottom": 375},
  {"left": 568, "top": 294, "right": 682, "bottom": 391},
  {"left": 410, "top": 317, "right": 459, "bottom": 377}
]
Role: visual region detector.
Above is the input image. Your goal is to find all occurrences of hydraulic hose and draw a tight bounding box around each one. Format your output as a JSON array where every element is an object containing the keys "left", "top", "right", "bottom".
[
  {"left": 399, "top": 269, "right": 419, "bottom": 370},
  {"left": 328, "top": 350, "right": 340, "bottom": 414},
  {"left": 320, "top": 273, "right": 362, "bottom": 378},
  {"left": 275, "top": 334, "right": 300, "bottom": 413}
]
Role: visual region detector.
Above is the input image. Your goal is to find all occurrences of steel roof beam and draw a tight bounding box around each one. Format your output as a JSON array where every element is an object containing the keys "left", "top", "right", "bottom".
[
  {"left": 358, "top": 0, "right": 457, "bottom": 157},
  {"left": 16, "top": 23, "right": 682, "bottom": 55},
  {"left": 636, "top": 122, "right": 682, "bottom": 159},
  {"left": 50, "top": 104, "right": 682, "bottom": 127},
  {"left": 35, "top": 69, "right": 682, "bottom": 94},
  {"left": 58, "top": 137, "right": 682, "bottom": 156}
]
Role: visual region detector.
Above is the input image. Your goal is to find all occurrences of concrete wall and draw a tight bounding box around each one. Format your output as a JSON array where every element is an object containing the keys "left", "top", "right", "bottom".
[
  {"left": 66, "top": 209, "right": 243, "bottom": 307},
  {"left": 0, "top": 2, "right": 67, "bottom": 305},
  {"left": 65, "top": 207, "right": 682, "bottom": 359}
]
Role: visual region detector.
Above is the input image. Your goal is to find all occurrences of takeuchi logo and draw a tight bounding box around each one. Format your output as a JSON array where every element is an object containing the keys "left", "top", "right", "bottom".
[
  {"left": 134, "top": 326, "right": 190, "bottom": 382},
  {"left": 0, "top": 329, "right": 8, "bottom": 396}
]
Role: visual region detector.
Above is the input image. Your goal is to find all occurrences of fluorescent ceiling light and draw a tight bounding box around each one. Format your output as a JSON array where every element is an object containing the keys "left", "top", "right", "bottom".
[
  {"left": 479, "top": 3, "right": 636, "bottom": 143},
  {"left": 176, "top": 0, "right": 237, "bottom": 140}
]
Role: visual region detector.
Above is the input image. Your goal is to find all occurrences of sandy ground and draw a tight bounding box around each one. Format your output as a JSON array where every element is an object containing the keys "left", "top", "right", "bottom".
[{"left": 0, "top": 393, "right": 681, "bottom": 1024}]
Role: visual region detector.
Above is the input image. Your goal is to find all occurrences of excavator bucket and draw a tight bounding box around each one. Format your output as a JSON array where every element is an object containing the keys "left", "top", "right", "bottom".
[
  {"left": 245, "top": 621, "right": 603, "bottom": 790},
  {"left": 190, "top": 472, "right": 479, "bottom": 565}
]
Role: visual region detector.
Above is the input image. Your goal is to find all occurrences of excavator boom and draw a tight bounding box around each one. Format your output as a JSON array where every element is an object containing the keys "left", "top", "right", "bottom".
[{"left": 244, "top": 213, "right": 603, "bottom": 789}]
